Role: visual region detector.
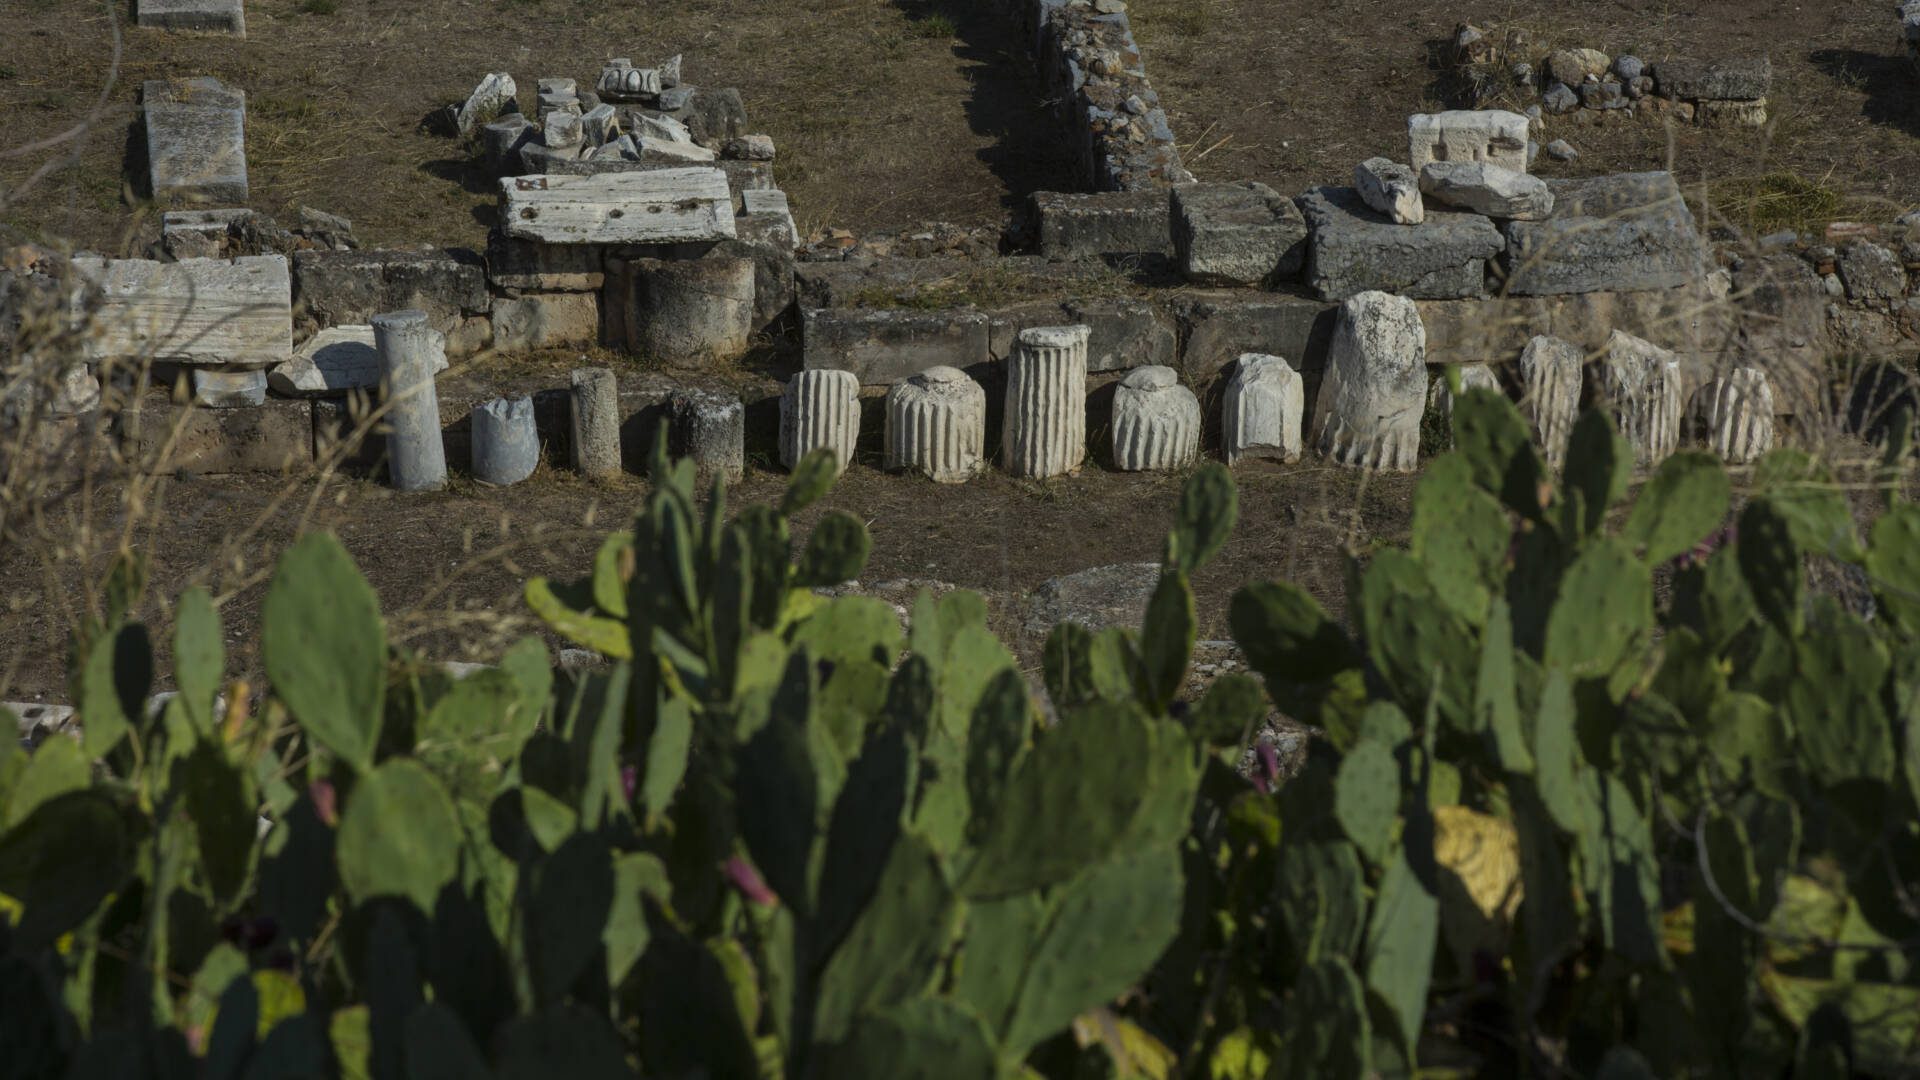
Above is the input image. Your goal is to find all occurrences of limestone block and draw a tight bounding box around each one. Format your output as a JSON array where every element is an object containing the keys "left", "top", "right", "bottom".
[
  {"left": 669, "top": 389, "right": 745, "bottom": 482},
  {"left": 1064, "top": 298, "right": 1176, "bottom": 373},
  {"left": 1407, "top": 110, "right": 1530, "bottom": 173},
  {"left": 1222, "top": 353, "right": 1303, "bottom": 465},
  {"left": 485, "top": 228, "right": 603, "bottom": 291},
  {"left": 500, "top": 169, "right": 735, "bottom": 246},
  {"left": 293, "top": 248, "right": 487, "bottom": 337},
  {"left": 373, "top": 311, "right": 448, "bottom": 491},
  {"left": 723, "top": 135, "right": 776, "bottom": 161},
  {"left": 740, "top": 188, "right": 797, "bottom": 240},
  {"left": 1426, "top": 362, "right": 1501, "bottom": 426},
  {"left": 1003, "top": 325, "right": 1089, "bottom": 480},
  {"left": 536, "top": 78, "right": 579, "bottom": 113},
  {"left": 635, "top": 139, "right": 716, "bottom": 164},
  {"left": 1837, "top": 241, "right": 1907, "bottom": 307},
  {"left": 1354, "top": 158, "right": 1423, "bottom": 225},
  {"left": 885, "top": 366, "right": 986, "bottom": 483},
  {"left": 1112, "top": 366, "right": 1200, "bottom": 471},
  {"left": 802, "top": 308, "right": 990, "bottom": 385},
  {"left": 1694, "top": 99, "right": 1767, "bottom": 128},
  {"left": 1299, "top": 186, "right": 1505, "bottom": 301},
  {"left": 471, "top": 395, "right": 539, "bottom": 485},
  {"left": 1502, "top": 172, "right": 1706, "bottom": 296},
  {"left": 1309, "top": 291, "right": 1426, "bottom": 472},
  {"left": 1702, "top": 367, "right": 1774, "bottom": 465},
  {"left": 715, "top": 207, "right": 798, "bottom": 334},
  {"left": 137, "top": 0, "right": 245, "bottom": 34},
  {"left": 1517, "top": 335, "right": 1583, "bottom": 468},
  {"left": 582, "top": 104, "right": 619, "bottom": 146},
  {"left": 570, "top": 367, "right": 621, "bottom": 478},
  {"left": 1179, "top": 293, "right": 1337, "bottom": 377},
  {"left": 780, "top": 368, "right": 861, "bottom": 475},
  {"left": 543, "top": 110, "right": 585, "bottom": 151},
  {"left": 1170, "top": 181, "right": 1308, "bottom": 286},
  {"left": 125, "top": 397, "right": 313, "bottom": 474},
  {"left": 456, "top": 73, "right": 515, "bottom": 137},
  {"left": 1031, "top": 190, "right": 1174, "bottom": 262},
  {"left": 1597, "top": 330, "right": 1683, "bottom": 467},
  {"left": 192, "top": 367, "right": 266, "bottom": 408},
  {"left": 491, "top": 292, "right": 599, "bottom": 353},
  {"left": 1652, "top": 58, "right": 1771, "bottom": 101},
  {"left": 615, "top": 256, "right": 752, "bottom": 362},
  {"left": 143, "top": 77, "right": 247, "bottom": 205},
  {"left": 1418, "top": 161, "right": 1553, "bottom": 220},
  {"left": 482, "top": 115, "right": 536, "bottom": 178},
  {"left": 74, "top": 254, "right": 291, "bottom": 368},
  {"left": 635, "top": 114, "right": 695, "bottom": 145}
]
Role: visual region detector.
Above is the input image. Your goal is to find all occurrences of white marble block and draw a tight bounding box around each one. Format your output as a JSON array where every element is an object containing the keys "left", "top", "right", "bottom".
[
  {"left": 1598, "top": 330, "right": 1683, "bottom": 467},
  {"left": 1407, "top": 110, "right": 1531, "bottom": 173},
  {"left": 1222, "top": 354, "right": 1303, "bottom": 465},
  {"left": 780, "top": 368, "right": 860, "bottom": 475},
  {"left": 1003, "top": 324, "right": 1089, "bottom": 479},
  {"left": 1112, "top": 366, "right": 1200, "bottom": 471},
  {"left": 1703, "top": 367, "right": 1774, "bottom": 465},
  {"left": 1354, "top": 158, "right": 1423, "bottom": 225},
  {"left": 885, "top": 365, "right": 985, "bottom": 483},
  {"left": 1310, "top": 291, "right": 1427, "bottom": 472},
  {"left": 1518, "top": 335, "right": 1582, "bottom": 470}
]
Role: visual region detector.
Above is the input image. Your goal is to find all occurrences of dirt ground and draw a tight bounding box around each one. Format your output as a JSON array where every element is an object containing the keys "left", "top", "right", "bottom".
[
  {"left": 0, "top": 458, "right": 1412, "bottom": 700},
  {"left": 7, "top": 0, "right": 1920, "bottom": 256},
  {"left": 1128, "top": 0, "right": 1920, "bottom": 229}
]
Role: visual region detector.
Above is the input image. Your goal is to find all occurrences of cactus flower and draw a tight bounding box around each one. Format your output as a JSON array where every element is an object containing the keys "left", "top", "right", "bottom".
[{"left": 724, "top": 855, "right": 779, "bottom": 907}]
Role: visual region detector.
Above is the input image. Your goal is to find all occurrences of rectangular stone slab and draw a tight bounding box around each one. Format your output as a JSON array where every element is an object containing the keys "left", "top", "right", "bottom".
[
  {"left": 137, "top": 0, "right": 245, "bottom": 35},
  {"left": 73, "top": 254, "right": 291, "bottom": 367},
  {"left": 143, "top": 78, "right": 248, "bottom": 205},
  {"left": 1032, "top": 190, "right": 1173, "bottom": 261},
  {"left": 500, "top": 169, "right": 735, "bottom": 245},
  {"left": 802, "top": 308, "right": 990, "bottom": 385},
  {"left": 1501, "top": 172, "right": 1706, "bottom": 296},
  {"left": 1300, "top": 186, "right": 1504, "bottom": 302}
]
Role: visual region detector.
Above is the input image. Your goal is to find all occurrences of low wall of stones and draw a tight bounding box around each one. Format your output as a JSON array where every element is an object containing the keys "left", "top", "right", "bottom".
[{"left": 1000, "top": 0, "right": 1191, "bottom": 192}]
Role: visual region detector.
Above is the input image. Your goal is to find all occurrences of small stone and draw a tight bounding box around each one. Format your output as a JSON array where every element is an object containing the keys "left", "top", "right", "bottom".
[
  {"left": 1580, "top": 80, "right": 1628, "bottom": 110},
  {"left": 1613, "top": 55, "right": 1645, "bottom": 82},
  {"left": 1527, "top": 140, "right": 1539, "bottom": 165},
  {"left": 1542, "top": 83, "right": 1579, "bottom": 113},
  {"left": 1823, "top": 273, "right": 1845, "bottom": 298},
  {"left": 1453, "top": 23, "right": 1490, "bottom": 65},
  {"left": 657, "top": 86, "right": 695, "bottom": 111},
  {"left": 1760, "top": 230, "right": 1800, "bottom": 250},
  {"left": 1544, "top": 139, "right": 1578, "bottom": 162},
  {"left": 723, "top": 134, "right": 776, "bottom": 160},
  {"left": 1124, "top": 94, "right": 1147, "bottom": 115},
  {"left": 1545, "top": 47, "right": 1611, "bottom": 86},
  {"left": 1627, "top": 75, "right": 1654, "bottom": 99},
  {"left": 1354, "top": 157, "right": 1423, "bottom": 225},
  {"left": 1524, "top": 104, "right": 1543, "bottom": 123},
  {"left": 1419, "top": 161, "right": 1554, "bottom": 220},
  {"left": 1093, "top": 0, "right": 1125, "bottom": 13},
  {"left": 1511, "top": 62, "right": 1534, "bottom": 87},
  {"left": 1837, "top": 240, "right": 1907, "bottom": 306}
]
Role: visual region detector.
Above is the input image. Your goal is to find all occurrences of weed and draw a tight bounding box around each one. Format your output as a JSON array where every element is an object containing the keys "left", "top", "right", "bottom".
[
  {"left": 1709, "top": 171, "right": 1844, "bottom": 235},
  {"left": 909, "top": 12, "right": 957, "bottom": 40}
]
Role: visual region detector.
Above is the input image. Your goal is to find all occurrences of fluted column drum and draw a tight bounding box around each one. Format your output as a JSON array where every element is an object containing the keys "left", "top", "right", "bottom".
[
  {"left": 1112, "top": 366, "right": 1200, "bottom": 471},
  {"left": 780, "top": 368, "right": 861, "bottom": 475},
  {"left": 1704, "top": 367, "right": 1774, "bottom": 465},
  {"left": 885, "top": 365, "right": 985, "bottom": 483},
  {"left": 1003, "top": 324, "right": 1089, "bottom": 479}
]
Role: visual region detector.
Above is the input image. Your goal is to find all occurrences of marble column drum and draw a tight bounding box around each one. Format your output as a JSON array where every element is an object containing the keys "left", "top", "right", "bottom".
[
  {"left": 1003, "top": 324, "right": 1089, "bottom": 479},
  {"left": 884, "top": 365, "right": 985, "bottom": 483}
]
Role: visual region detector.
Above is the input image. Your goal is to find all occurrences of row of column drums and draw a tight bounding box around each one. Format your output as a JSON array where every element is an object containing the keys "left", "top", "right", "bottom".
[{"left": 780, "top": 325, "right": 1305, "bottom": 481}]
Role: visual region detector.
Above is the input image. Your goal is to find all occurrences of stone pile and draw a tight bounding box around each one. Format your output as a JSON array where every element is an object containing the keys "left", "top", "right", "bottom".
[{"left": 1445, "top": 22, "right": 1770, "bottom": 129}]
